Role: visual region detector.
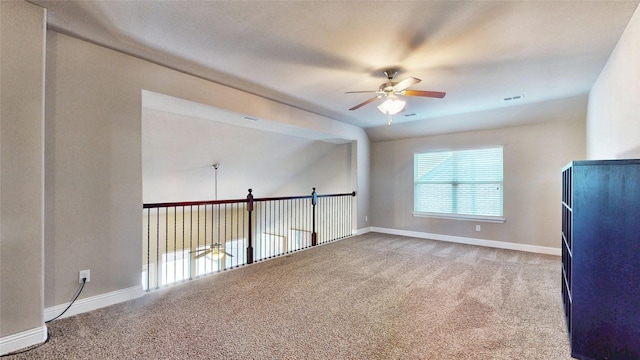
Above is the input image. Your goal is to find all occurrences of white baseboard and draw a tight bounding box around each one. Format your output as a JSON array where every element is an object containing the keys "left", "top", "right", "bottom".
[
  {"left": 370, "top": 227, "right": 561, "bottom": 256},
  {"left": 44, "top": 285, "right": 144, "bottom": 322},
  {"left": 0, "top": 325, "right": 47, "bottom": 356},
  {"left": 353, "top": 227, "right": 372, "bottom": 236}
]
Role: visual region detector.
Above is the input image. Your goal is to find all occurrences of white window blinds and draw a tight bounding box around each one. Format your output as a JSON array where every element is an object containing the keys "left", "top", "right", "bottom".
[{"left": 414, "top": 147, "right": 503, "bottom": 218}]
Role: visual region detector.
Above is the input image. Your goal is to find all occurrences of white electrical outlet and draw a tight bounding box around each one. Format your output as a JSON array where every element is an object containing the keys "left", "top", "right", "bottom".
[
  {"left": 475, "top": 225, "right": 481, "bottom": 232},
  {"left": 79, "top": 269, "right": 90, "bottom": 284}
]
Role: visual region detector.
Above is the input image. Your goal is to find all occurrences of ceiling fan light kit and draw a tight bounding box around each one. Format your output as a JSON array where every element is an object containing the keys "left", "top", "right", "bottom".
[
  {"left": 377, "top": 96, "right": 406, "bottom": 115},
  {"left": 377, "top": 96, "right": 406, "bottom": 126},
  {"left": 346, "top": 69, "right": 446, "bottom": 125}
]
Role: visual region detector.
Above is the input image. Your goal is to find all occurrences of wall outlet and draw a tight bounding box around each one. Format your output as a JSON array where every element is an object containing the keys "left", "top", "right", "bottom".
[
  {"left": 365, "top": 215, "right": 368, "bottom": 222},
  {"left": 79, "top": 269, "right": 90, "bottom": 284},
  {"left": 475, "top": 225, "right": 481, "bottom": 232}
]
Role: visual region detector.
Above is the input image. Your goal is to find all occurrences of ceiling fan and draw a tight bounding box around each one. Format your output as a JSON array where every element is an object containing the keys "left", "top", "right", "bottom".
[
  {"left": 346, "top": 69, "right": 446, "bottom": 124},
  {"left": 191, "top": 243, "right": 233, "bottom": 260}
]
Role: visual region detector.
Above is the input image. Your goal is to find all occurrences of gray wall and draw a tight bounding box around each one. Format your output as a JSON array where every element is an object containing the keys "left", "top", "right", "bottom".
[
  {"left": 0, "top": 1, "right": 46, "bottom": 339},
  {"left": 371, "top": 99, "right": 586, "bottom": 250},
  {"left": 44, "top": 31, "right": 369, "bottom": 309},
  {"left": 587, "top": 5, "right": 640, "bottom": 159},
  {"left": 142, "top": 109, "right": 353, "bottom": 203}
]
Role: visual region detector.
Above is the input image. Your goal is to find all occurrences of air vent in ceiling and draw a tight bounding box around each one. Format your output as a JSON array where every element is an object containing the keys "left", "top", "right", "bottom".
[
  {"left": 404, "top": 113, "right": 417, "bottom": 117},
  {"left": 241, "top": 116, "right": 259, "bottom": 121},
  {"left": 503, "top": 94, "right": 525, "bottom": 102}
]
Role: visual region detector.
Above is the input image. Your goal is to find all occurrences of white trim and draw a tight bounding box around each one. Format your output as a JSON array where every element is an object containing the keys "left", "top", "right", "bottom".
[
  {"left": 0, "top": 325, "right": 47, "bottom": 356},
  {"left": 353, "top": 227, "right": 372, "bottom": 236},
  {"left": 370, "top": 227, "right": 561, "bottom": 256},
  {"left": 44, "top": 285, "right": 144, "bottom": 322},
  {"left": 412, "top": 212, "right": 505, "bottom": 223}
]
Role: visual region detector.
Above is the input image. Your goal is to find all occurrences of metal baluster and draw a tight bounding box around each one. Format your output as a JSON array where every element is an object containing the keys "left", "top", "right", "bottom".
[
  {"left": 324, "top": 197, "right": 328, "bottom": 243},
  {"left": 332, "top": 196, "right": 336, "bottom": 240},
  {"left": 329, "top": 196, "right": 333, "bottom": 241},
  {"left": 229, "top": 203, "right": 233, "bottom": 268},
  {"left": 182, "top": 206, "right": 185, "bottom": 281},
  {"left": 197, "top": 206, "right": 200, "bottom": 277},
  {"left": 296, "top": 199, "right": 300, "bottom": 249},
  {"left": 165, "top": 207, "right": 169, "bottom": 286},
  {"left": 233, "top": 202, "right": 236, "bottom": 267},
  {"left": 336, "top": 196, "right": 340, "bottom": 239},
  {"left": 329, "top": 197, "right": 332, "bottom": 241},
  {"left": 321, "top": 196, "right": 324, "bottom": 243},
  {"left": 213, "top": 204, "right": 216, "bottom": 272},
  {"left": 280, "top": 199, "right": 283, "bottom": 256},
  {"left": 320, "top": 197, "right": 324, "bottom": 243},
  {"left": 334, "top": 196, "right": 337, "bottom": 240},
  {"left": 343, "top": 195, "right": 347, "bottom": 238},
  {"left": 146, "top": 208, "right": 150, "bottom": 291},
  {"left": 189, "top": 205, "right": 193, "bottom": 280},
  {"left": 288, "top": 199, "right": 292, "bottom": 253},
  {"left": 308, "top": 191, "right": 312, "bottom": 246},
  {"left": 173, "top": 206, "right": 177, "bottom": 284},
  {"left": 335, "top": 196, "right": 338, "bottom": 240},
  {"left": 343, "top": 196, "right": 346, "bottom": 238},
  {"left": 283, "top": 200, "right": 287, "bottom": 253},
  {"left": 326, "top": 197, "right": 329, "bottom": 242},
  {"left": 242, "top": 202, "right": 246, "bottom": 266},
  {"left": 217, "top": 203, "right": 221, "bottom": 272},
  {"left": 205, "top": 204, "right": 209, "bottom": 274},
  {"left": 270, "top": 199, "right": 274, "bottom": 257},
  {"left": 224, "top": 202, "right": 227, "bottom": 270},
  {"left": 261, "top": 201, "right": 265, "bottom": 260},
  {"left": 156, "top": 208, "right": 160, "bottom": 289},
  {"left": 350, "top": 193, "right": 354, "bottom": 236},
  {"left": 298, "top": 199, "right": 301, "bottom": 248},
  {"left": 231, "top": 204, "right": 240, "bottom": 267},
  {"left": 237, "top": 203, "right": 241, "bottom": 267},
  {"left": 327, "top": 197, "right": 331, "bottom": 242}
]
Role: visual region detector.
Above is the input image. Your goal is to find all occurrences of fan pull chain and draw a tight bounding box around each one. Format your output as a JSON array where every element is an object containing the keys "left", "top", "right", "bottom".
[{"left": 388, "top": 113, "right": 393, "bottom": 125}]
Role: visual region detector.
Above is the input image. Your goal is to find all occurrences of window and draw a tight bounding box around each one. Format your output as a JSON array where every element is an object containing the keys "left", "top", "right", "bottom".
[{"left": 414, "top": 147, "right": 504, "bottom": 222}]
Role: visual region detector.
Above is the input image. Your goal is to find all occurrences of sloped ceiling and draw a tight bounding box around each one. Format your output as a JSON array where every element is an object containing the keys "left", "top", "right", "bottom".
[{"left": 32, "top": 1, "right": 639, "bottom": 140}]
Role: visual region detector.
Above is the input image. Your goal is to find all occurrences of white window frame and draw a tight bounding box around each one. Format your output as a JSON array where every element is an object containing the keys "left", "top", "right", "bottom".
[{"left": 413, "top": 147, "right": 505, "bottom": 223}]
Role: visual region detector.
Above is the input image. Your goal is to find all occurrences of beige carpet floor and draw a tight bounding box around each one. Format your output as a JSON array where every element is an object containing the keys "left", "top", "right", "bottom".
[{"left": 6, "top": 232, "right": 572, "bottom": 359}]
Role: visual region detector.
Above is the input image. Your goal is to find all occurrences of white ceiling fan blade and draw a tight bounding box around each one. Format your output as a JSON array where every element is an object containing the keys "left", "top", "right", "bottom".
[
  {"left": 393, "top": 77, "right": 421, "bottom": 92},
  {"left": 348, "top": 95, "right": 383, "bottom": 111},
  {"left": 194, "top": 249, "right": 212, "bottom": 259}
]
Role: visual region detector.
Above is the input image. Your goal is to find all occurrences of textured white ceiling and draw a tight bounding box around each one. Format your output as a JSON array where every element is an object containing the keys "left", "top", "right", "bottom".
[{"left": 33, "top": 0, "right": 639, "bottom": 140}]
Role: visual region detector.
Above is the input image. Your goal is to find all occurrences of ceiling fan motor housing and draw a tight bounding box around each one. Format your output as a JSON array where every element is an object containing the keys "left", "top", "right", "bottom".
[{"left": 380, "top": 82, "right": 398, "bottom": 94}]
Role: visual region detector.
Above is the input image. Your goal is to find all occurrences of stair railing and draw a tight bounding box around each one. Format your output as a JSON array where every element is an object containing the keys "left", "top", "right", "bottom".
[{"left": 142, "top": 188, "right": 356, "bottom": 291}]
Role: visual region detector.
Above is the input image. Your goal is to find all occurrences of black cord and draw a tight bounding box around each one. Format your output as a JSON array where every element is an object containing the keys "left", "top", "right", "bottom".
[
  {"left": 45, "top": 278, "right": 86, "bottom": 323},
  {"left": 0, "top": 279, "right": 86, "bottom": 357}
]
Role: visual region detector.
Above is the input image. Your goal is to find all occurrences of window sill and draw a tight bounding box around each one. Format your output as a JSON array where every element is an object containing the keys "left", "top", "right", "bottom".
[{"left": 412, "top": 212, "right": 505, "bottom": 223}]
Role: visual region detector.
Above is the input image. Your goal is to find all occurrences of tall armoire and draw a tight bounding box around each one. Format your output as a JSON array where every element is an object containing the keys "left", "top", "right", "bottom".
[{"left": 562, "top": 159, "right": 640, "bottom": 359}]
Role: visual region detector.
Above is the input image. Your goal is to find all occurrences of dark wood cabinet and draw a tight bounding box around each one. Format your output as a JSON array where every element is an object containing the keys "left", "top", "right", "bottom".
[{"left": 562, "top": 160, "right": 640, "bottom": 360}]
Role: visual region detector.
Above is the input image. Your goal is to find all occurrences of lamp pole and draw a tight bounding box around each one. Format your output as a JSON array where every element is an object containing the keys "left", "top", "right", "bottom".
[{"left": 212, "top": 163, "right": 219, "bottom": 200}]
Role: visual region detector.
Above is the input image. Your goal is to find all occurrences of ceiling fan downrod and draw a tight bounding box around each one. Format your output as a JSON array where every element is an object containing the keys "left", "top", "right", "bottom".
[{"left": 384, "top": 69, "right": 398, "bottom": 80}]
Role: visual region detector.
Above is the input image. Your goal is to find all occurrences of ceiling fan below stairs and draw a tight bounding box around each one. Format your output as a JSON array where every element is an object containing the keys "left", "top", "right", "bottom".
[{"left": 191, "top": 243, "right": 233, "bottom": 260}]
